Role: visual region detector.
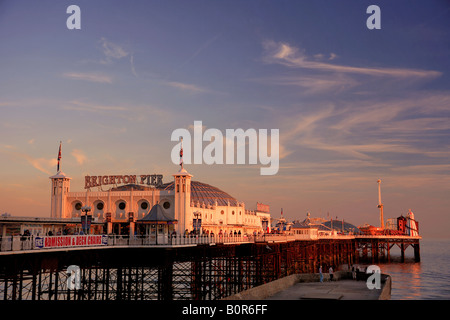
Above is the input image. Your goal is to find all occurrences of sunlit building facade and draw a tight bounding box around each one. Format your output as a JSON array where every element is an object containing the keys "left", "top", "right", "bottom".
[{"left": 50, "top": 166, "right": 271, "bottom": 236}]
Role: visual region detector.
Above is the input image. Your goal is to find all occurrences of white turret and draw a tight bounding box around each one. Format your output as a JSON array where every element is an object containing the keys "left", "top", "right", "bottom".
[
  {"left": 173, "top": 140, "right": 193, "bottom": 234},
  {"left": 49, "top": 142, "right": 71, "bottom": 218},
  {"left": 50, "top": 171, "right": 71, "bottom": 218}
]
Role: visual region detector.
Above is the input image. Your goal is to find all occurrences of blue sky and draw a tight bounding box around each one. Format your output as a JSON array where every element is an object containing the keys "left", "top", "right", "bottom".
[{"left": 1, "top": 0, "right": 449, "bottom": 238}]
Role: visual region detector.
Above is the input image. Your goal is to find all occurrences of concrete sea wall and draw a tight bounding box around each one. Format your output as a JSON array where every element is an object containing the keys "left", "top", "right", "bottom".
[{"left": 223, "top": 272, "right": 391, "bottom": 300}]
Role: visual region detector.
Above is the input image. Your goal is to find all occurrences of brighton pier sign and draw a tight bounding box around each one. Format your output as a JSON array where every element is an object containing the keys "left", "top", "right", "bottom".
[{"left": 84, "top": 174, "right": 163, "bottom": 189}]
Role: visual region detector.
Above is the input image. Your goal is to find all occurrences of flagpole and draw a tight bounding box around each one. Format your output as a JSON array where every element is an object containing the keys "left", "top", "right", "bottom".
[
  {"left": 57, "top": 141, "right": 62, "bottom": 173},
  {"left": 179, "top": 137, "right": 184, "bottom": 169}
]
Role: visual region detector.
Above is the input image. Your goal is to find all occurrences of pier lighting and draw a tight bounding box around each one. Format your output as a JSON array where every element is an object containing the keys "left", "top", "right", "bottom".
[{"left": 194, "top": 211, "right": 201, "bottom": 235}]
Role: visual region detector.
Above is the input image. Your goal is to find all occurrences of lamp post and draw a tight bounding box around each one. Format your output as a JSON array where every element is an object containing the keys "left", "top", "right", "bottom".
[
  {"left": 194, "top": 211, "right": 201, "bottom": 235},
  {"left": 81, "top": 205, "right": 91, "bottom": 235}
]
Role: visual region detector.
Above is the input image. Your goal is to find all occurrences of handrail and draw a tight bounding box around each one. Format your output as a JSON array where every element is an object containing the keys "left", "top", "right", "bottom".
[{"left": 0, "top": 232, "right": 421, "bottom": 253}]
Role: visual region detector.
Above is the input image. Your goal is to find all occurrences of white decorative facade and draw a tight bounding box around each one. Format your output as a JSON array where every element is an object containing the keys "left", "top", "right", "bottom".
[{"left": 49, "top": 166, "right": 271, "bottom": 236}]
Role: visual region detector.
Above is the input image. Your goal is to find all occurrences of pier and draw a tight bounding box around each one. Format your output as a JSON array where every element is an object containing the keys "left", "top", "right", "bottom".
[
  {"left": 356, "top": 235, "right": 421, "bottom": 263},
  {"left": 0, "top": 233, "right": 420, "bottom": 301}
]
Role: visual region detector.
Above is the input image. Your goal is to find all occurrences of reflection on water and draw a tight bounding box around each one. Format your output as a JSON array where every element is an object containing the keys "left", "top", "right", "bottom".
[
  {"left": 378, "top": 261, "right": 422, "bottom": 299},
  {"left": 375, "top": 239, "right": 450, "bottom": 300}
]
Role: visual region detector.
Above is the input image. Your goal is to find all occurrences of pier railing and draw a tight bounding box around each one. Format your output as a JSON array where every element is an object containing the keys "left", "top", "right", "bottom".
[
  {"left": 0, "top": 232, "right": 421, "bottom": 253},
  {"left": 0, "top": 234, "right": 254, "bottom": 252},
  {"left": 0, "top": 233, "right": 314, "bottom": 252},
  {"left": 106, "top": 233, "right": 252, "bottom": 246}
]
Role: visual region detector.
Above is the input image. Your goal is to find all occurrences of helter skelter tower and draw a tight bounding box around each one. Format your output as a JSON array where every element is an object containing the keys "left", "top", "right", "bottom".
[{"left": 377, "top": 179, "right": 384, "bottom": 230}]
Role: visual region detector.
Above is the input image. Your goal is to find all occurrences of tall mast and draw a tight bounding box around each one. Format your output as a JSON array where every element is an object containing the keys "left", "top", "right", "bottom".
[{"left": 377, "top": 179, "right": 384, "bottom": 229}]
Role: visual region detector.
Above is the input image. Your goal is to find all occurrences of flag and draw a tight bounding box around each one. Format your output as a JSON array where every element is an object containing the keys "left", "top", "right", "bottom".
[
  {"left": 57, "top": 141, "right": 62, "bottom": 172},
  {"left": 179, "top": 138, "right": 184, "bottom": 167}
]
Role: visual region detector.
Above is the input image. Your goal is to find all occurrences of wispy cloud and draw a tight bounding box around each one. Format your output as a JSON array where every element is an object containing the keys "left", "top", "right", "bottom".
[
  {"left": 313, "top": 52, "right": 338, "bottom": 61},
  {"left": 162, "top": 81, "right": 211, "bottom": 93},
  {"left": 256, "top": 40, "right": 440, "bottom": 96},
  {"left": 178, "top": 33, "right": 222, "bottom": 70},
  {"left": 300, "top": 137, "right": 423, "bottom": 160},
  {"left": 250, "top": 74, "right": 358, "bottom": 94},
  {"left": 277, "top": 91, "right": 450, "bottom": 163},
  {"left": 71, "top": 149, "right": 87, "bottom": 165},
  {"left": 99, "top": 37, "right": 129, "bottom": 64},
  {"left": 331, "top": 93, "right": 450, "bottom": 134},
  {"left": 130, "top": 54, "right": 138, "bottom": 77},
  {"left": 392, "top": 164, "right": 450, "bottom": 174},
  {"left": 29, "top": 158, "right": 57, "bottom": 175},
  {"left": 281, "top": 106, "right": 335, "bottom": 142},
  {"left": 258, "top": 41, "right": 449, "bottom": 175},
  {"left": 0, "top": 146, "right": 56, "bottom": 175},
  {"left": 98, "top": 37, "right": 138, "bottom": 77},
  {"left": 63, "top": 99, "right": 172, "bottom": 123},
  {"left": 64, "top": 100, "right": 128, "bottom": 113},
  {"left": 262, "top": 40, "right": 442, "bottom": 79},
  {"left": 62, "top": 72, "right": 113, "bottom": 84}
]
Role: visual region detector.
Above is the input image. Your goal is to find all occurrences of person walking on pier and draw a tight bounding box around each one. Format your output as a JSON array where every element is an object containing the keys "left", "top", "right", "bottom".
[
  {"left": 319, "top": 265, "right": 323, "bottom": 283},
  {"left": 329, "top": 266, "right": 334, "bottom": 281}
]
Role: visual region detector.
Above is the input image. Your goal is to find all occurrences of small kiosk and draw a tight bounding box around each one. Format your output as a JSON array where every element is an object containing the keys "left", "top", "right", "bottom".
[{"left": 136, "top": 204, "right": 177, "bottom": 244}]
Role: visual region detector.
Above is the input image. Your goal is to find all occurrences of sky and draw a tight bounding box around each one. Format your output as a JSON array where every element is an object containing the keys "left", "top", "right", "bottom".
[{"left": 0, "top": 0, "right": 449, "bottom": 239}]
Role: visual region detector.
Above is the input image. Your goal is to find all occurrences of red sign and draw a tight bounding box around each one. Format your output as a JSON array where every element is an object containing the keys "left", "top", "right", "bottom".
[
  {"left": 35, "top": 235, "right": 107, "bottom": 249},
  {"left": 84, "top": 174, "right": 163, "bottom": 189}
]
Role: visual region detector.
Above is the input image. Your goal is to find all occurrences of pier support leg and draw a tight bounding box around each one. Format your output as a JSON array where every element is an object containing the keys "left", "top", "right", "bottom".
[
  {"left": 414, "top": 243, "right": 421, "bottom": 262},
  {"left": 400, "top": 242, "right": 405, "bottom": 263},
  {"left": 313, "top": 244, "right": 318, "bottom": 273},
  {"left": 373, "top": 240, "right": 379, "bottom": 263},
  {"left": 362, "top": 246, "right": 366, "bottom": 261},
  {"left": 387, "top": 242, "right": 391, "bottom": 263},
  {"left": 158, "top": 254, "right": 173, "bottom": 300},
  {"left": 191, "top": 260, "right": 202, "bottom": 300}
]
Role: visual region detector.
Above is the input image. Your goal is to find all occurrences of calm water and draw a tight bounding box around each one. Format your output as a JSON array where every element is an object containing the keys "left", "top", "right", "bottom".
[{"left": 376, "top": 239, "right": 450, "bottom": 300}]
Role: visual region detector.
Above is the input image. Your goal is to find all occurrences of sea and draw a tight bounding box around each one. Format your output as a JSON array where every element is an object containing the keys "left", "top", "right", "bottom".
[{"left": 375, "top": 238, "right": 450, "bottom": 300}]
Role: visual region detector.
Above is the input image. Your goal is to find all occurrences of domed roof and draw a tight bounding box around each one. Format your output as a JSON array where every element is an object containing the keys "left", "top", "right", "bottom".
[
  {"left": 294, "top": 216, "right": 361, "bottom": 234},
  {"left": 160, "top": 180, "right": 238, "bottom": 207},
  {"left": 323, "top": 220, "right": 361, "bottom": 234}
]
